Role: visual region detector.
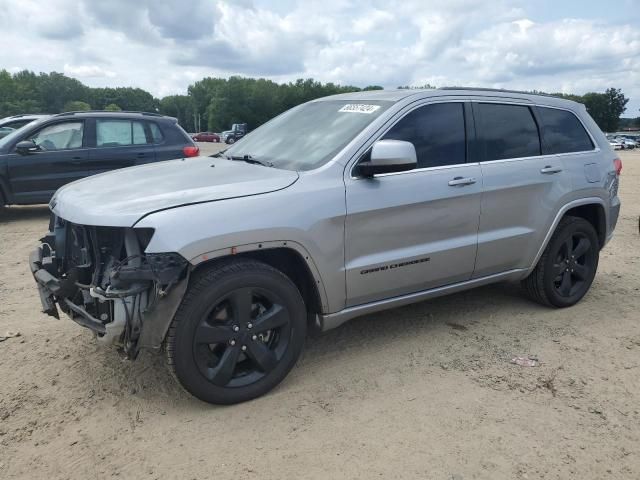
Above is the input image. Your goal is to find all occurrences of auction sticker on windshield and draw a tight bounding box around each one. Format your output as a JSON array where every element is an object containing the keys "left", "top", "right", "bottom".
[{"left": 338, "top": 104, "right": 381, "bottom": 114}]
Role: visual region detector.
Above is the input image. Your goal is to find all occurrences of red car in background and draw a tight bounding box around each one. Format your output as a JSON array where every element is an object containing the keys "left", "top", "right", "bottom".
[{"left": 192, "top": 131, "right": 220, "bottom": 142}]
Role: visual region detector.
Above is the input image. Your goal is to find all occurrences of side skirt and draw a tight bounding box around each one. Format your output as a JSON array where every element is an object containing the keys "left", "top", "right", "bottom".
[{"left": 318, "top": 269, "right": 526, "bottom": 332}]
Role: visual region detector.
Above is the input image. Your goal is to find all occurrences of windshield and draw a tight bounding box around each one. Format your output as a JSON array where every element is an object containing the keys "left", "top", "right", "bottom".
[{"left": 224, "top": 100, "right": 392, "bottom": 171}]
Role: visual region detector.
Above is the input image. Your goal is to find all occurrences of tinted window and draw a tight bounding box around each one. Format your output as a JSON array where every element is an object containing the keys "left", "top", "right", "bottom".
[
  {"left": 29, "top": 122, "right": 84, "bottom": 150},
  {"left": 97, "top": 120, "right": 148, "bottom": 147},
  {"left": 149, "top": 122, "right": 164, "bottom": 143},
  {"left": 383, "top": 102, "right": 465, "bottom": 168},
  {"left": 477, "top": 103, "right": 540, "bottom": 160},
  {"left": 5, "top": 120, "right": 31, "bottom": 129},
  {"left": 538, "top": 107, "right": 593, "bottom": 154}
]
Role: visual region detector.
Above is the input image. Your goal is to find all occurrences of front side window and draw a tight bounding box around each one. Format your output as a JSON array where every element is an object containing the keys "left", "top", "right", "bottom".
[
  {"left": 29, "top": 122, "right": 84, "bottom": 151},
  {"left": 383, "top": 102, "right": 466, "bottom": 168},
  {"left": 538, "top": 107, "right": 594, "bottom": 154},
  {"left": 97, "top": 120, "right": 148, "bottom": 147},
  {"left": 476, "top": 103, "right": 541, "bottom": 161}
]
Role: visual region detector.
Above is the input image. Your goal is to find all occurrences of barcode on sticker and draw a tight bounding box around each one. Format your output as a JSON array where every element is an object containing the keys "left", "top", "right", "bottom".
[{"left": 338, "top": 104, "right": 381, "bottom": 114}]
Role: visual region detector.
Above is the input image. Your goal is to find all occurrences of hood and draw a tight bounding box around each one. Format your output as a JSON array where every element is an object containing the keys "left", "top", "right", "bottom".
[{"left": 51, "top": 156, "right": 299, "bottom": 227}]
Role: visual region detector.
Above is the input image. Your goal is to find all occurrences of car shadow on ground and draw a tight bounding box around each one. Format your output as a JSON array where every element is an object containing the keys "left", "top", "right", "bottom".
[
  {"left": 99, "top": 280, "right": 540, "bottom": 409},
  {"left": 0, "top": 205, "right": 50, "bottom": 223}
]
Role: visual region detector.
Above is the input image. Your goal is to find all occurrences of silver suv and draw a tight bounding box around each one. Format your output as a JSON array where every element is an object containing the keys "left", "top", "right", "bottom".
[{"left": 30, "top": 88, "right": 621, "bottom": 404}]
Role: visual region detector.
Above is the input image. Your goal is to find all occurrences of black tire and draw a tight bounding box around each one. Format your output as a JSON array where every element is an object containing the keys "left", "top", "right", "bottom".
[
  {"left": 166, "top": 259, "right": 306, "bottom": 404},
  {"left": 226, "top": 137, "right": 235, "bottom": 144},
  {"left": 522, "top": 216, "right": 599, "bottom": 308}
]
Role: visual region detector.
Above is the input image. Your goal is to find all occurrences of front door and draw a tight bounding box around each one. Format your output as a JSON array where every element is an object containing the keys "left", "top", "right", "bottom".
[
  {"left": 7, "top": 120, "right": 88, "bottom": 203},
  {"left": 344, "top": 102, "right": 482, "bottom": 307}
]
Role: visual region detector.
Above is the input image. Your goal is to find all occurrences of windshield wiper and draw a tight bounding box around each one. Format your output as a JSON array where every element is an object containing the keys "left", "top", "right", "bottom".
[
  {"left": 210, "top": 149, "right": 227, "bottom": 158},
  {"left": 228, "top": 154, "right": 273, "bottom": 168}
]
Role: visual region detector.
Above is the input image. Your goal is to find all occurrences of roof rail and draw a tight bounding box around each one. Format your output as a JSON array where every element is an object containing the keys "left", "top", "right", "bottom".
[
  {"left": 438, "top": 86, "right": 560, "bottom": 99},
  {"left": 54, "top": 110, "right": 164, "bottom": 117}
]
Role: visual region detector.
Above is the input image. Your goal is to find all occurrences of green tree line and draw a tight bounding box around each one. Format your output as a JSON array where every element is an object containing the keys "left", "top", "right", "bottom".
[{"left": 0, "top": 68, "right": 634, "bottom": 133}]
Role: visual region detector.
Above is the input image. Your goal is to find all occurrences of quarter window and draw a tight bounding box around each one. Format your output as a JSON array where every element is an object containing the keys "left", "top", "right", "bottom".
[
  {"left": 476, "top": 103, "right": 541, "bottom": 161},
  {"left": 383, "top": 102, "right": 466, "bottom": 168},
  {"left": 148, "top": 122, "right": 164, "bottom": 143},
  {"left": 96, "top": 120, "right": 149, "bottom": 147},
  {"left": 29, "top": 122, "right": 84, "bottom": 151},
  {"left": 538, "top": 107, "right": 594, "bottom": 154}
]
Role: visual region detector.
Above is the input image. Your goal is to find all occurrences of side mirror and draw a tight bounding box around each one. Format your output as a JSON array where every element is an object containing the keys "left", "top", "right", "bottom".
[
  {"left": 357, "top": 139, "right": 417, "bottom": 177},
  {"left": 16, "top": 140, "right": 39, "bottom": 155}
]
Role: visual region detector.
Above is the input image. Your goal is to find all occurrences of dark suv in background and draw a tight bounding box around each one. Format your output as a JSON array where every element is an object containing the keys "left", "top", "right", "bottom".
[{"left": 0, "top": 111, "right": 198, "bottom": 206}]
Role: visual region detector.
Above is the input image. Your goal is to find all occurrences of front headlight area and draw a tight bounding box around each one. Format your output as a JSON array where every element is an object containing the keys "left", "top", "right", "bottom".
[
  {"left": 91, "top": 227, "right": 188, "bottom": 357},
  {"left": 44, "top": 219, "right": 188, "bottom": 358}
]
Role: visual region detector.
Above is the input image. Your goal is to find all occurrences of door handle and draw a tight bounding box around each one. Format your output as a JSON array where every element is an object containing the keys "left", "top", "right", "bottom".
[
  {"left": 540, "top": 165, "right": 563, "bottom": 174},
  {"left": 68, "top": 157, "right": 84, "bottom": 165},
  {"left": 448, "top": 176, "right": 477, "bottom": 186},
  {"left": 137, "top": 153, "right": 146, "bottom": 158}
]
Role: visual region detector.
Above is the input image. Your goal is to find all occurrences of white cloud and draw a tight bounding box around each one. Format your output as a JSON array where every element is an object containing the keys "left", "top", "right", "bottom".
[
  {"left": 0, "top": 0, "right": 638, "bottom": 115},
  {"left": 63, "top": 64, "right": 117, "bottom": 79}
]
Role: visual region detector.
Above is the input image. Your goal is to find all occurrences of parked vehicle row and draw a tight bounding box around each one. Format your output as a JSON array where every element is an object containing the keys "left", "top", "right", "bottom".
[
  {"left": 0, "top": 126, "right": 15, "bottom": 139},
  {"left": 29, "top": 88, "right": 621, "bottom": 405},
  {"left": 607, "top": 134, "right": 638, "bottom": 150},
  {"left": 0, "top": 111, "right": 198, "bottom": 207},
  {"left": 0, "top": 113, "right": 50, "bottom": 130}
]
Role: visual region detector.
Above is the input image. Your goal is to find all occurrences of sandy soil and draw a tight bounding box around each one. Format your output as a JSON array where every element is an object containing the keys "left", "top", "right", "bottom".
[{"left": 1, "top": 149, "right": 639, "bottom": 480}]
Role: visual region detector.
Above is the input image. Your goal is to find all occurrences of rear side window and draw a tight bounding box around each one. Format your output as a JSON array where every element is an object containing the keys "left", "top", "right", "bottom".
[
  {"left": 97, "top": 119, "right": 149, "bottom": 147},
  {"left": 148, "top": 122, "right": 164, "bottom": 143},
  {"left": 476, "top": 103, "right": 541, "bottom": 161},
  {"left": 383, "top": 102, "right": 466, "bottom": 168},
  {"left": 538, "top": 107, "right": 594, "bottom": 154}
]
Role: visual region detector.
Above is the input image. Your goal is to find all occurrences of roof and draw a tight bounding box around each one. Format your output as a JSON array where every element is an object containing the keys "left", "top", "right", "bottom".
[
  {"left": 54, "top": 110, "right": 166, "bottom": 118},
  {"left": 315, "top": 87, "right": 583, "bottom": 109}
]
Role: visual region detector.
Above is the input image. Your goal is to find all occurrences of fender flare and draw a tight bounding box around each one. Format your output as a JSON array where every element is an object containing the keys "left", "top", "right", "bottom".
[
  {"left": 189, "top": 240, "right": 330, "bottom": 312},
  {"left": 526, "top": 196, "right": 607, "bottom": 275}
]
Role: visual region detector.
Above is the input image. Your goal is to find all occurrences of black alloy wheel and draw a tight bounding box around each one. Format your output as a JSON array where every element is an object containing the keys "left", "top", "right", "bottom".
[
  {"left": 166, "top": 259, "right": 306, "bottom": 404},
  {"left": 551, "top": 232, "right": 594, "bottom": 298},
  {"left": 192, "top": 287, "right": 291, "bottom": 388},
  {"left": 522, "top": 216, "right": 599, "bottom": 308}
]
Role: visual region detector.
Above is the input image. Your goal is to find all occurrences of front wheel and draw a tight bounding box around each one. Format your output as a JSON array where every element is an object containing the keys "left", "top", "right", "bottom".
[
  {"left": 522, "top": 216, "right": 599, "bottom": 308},
  {"left": 166, "top": 259, "right": 306, "bottom": 404}
]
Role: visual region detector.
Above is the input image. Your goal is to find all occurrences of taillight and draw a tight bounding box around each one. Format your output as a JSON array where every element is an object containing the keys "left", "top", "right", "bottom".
[
  {"left": 613, "top": 157, "right": 622, "bottom": 176},
  {"left": 183, "top": 145, "right": 200, "bottom": 158}
]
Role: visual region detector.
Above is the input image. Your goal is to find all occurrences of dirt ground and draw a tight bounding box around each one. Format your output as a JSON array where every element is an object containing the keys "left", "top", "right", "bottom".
[{"left": 1, "top": 149, "right": 639, "bottom": 480}]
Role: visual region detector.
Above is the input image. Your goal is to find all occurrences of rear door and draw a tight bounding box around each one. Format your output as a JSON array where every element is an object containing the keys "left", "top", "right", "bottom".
[
  {"left": 150, "top": 120, "right": 192, "bottom": 161},
  {"left": 88, "top": 118, "right": 155, "bottom": 175},
  {"left": 472, "top": 102, "right": 573, "bottom": 277},
  {"left": 344, "top": 102, "right": 482, "bottom": 306},
  {"left": 6, "top": 120, "right": 89, "bottom": 203}
]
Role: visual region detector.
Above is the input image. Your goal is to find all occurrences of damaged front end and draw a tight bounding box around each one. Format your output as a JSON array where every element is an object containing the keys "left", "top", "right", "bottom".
[{"left": 29, "top": 215, "right": 189, "bottom": 358}]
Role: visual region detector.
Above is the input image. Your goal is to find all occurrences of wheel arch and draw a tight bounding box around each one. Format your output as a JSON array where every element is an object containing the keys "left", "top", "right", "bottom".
[
  {"left": 527, "top": 197, "right": 607, "bottom": 275},
  {"left": 564, "top": 203, "right": 606, "bottom": 249},
  {"left": 190, "top": 241, "right": 329, "bottom": 321}
]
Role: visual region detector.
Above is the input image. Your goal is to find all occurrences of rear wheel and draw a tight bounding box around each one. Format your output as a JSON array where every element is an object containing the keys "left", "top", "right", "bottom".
[
  {"left": 522, "top": 216, "right": 599, "bottom": 307},
  {"left": 166, "top": 259, "right": 306, "bottom": 404}
]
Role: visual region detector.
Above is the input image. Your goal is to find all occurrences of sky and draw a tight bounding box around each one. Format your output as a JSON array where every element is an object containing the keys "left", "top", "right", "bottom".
[{"left": 1, "top": 0, "right": 639, "bottom": 116}]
